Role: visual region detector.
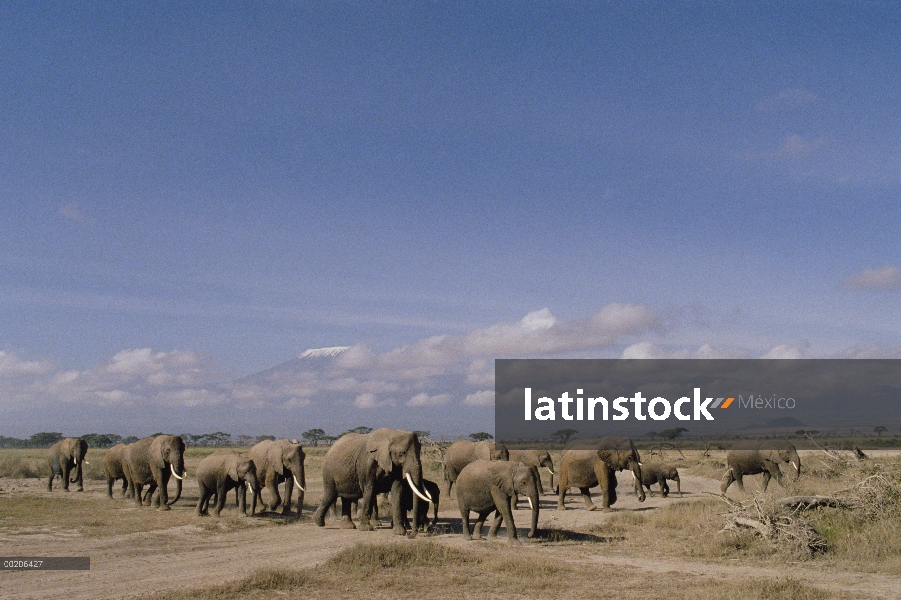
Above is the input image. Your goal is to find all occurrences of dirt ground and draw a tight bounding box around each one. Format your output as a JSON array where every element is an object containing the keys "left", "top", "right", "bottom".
[{"left": 2, "top": 468, "right": 900, "bottom": 600}]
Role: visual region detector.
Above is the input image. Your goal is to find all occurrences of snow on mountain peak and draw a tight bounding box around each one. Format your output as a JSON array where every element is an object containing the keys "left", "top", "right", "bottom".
[{"left": 298, "top": 346, "right": 350, "bottom": 359}]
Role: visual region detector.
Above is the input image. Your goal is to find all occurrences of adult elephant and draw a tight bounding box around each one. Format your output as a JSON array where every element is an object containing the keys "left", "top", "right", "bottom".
[
  {"left": 122, "top": 435, "right": 186, "bottom": 510},
  {"left": 196, "top": 451, "right": 259, "bottom": 517},
  {"left": 103, "top": 443, "right": 132, "bottom": 499},
  {"left": 444, "top": 439, "right": 509, "bottom": 496},
  {"left": 312, "top": 428, "right": 432, "bottom": 536},
  {"left": 509, "top": 449, "right": 555, "bottom": 494},
  {"left": 556, "top": 436, "right": 645, "bottom": 511},
  {"left": 721, "top": 439, "right": 801, "bottom": 494},
  {"left": 47, "top": 438, "right": 88, "bottom": 492},
  {"left": 248, "top": 439, "right": 306, "bottom": 516},
  {"left": 639, "top": 462, "right": 681, "bottom": 497},
  {"left": 456, "top": 459, "right": 539, "bottom": 545}
]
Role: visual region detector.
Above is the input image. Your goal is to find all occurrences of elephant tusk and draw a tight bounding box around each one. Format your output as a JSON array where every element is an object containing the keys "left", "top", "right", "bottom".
[
  {"left": 293, "top": 475, "right": 305, "bottom": 492},
  {"left": 405, "top": 472, "right": 432, "bottom": 504},
  {"left": 527, "top": 496, "right": 534, "bottom": 511},
  {"left": 74, "top": 456, "right": 77, "bottom": 464},
  {"left": 423, "top": 486, "right": 434, "bottom": 502},
  {"left": 170, "top": 464, "right": 184, "bottom": 481},
  {"left": 84, "top": 461, "right": 90, "bottom": 465},
  {"left": 545, "top": 467, "right": 555, "bottom": 475}
]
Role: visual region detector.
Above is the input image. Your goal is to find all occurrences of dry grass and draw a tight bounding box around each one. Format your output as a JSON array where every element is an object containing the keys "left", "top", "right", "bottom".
[{"left": 146, "top": 540, "right": 850, "bottom": 600}]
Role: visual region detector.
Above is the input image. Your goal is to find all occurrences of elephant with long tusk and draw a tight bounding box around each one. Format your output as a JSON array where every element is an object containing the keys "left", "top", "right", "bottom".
[
  {"left": 248, "top": 439, "right": 306, "bottom": 516},
  {"left": 507, "top": 449, "right": 555, "bottom": 502},
  {"left": 121, "top": 435, "right": 186, "bottom": 510},
  {"left": 556, "top": 436, "right": 645, "bottom": 511},
  {"left": 313, "top": 428, "right": 430, "bottom": 537},
  {"left": 47, "top": 438, "right": 88, "bottom": 492}
]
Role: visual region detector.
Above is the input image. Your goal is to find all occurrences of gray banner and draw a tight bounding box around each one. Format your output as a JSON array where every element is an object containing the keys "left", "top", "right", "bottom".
[
  {"left": 495, "top": 359, "right": 901, "bottom": 448},
  {"left": 1, "top": 557, "right": 90, "bottom": 570}
]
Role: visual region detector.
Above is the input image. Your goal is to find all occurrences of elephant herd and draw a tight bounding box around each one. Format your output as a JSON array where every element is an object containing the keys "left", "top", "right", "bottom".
[{"left": 45, "top": 433, "right": 803, "bottom": 545}]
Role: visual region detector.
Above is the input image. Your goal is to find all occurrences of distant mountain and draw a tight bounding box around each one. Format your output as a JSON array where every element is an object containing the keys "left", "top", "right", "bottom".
[
  {"left": 233, "top": 346, "right": 349, "bottom": 385},
  {"left": 740, "top": 416, "right": 806, "bottom": 430}
]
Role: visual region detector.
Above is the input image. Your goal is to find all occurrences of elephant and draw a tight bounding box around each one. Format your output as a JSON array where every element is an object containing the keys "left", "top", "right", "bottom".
[
  {"left": 721, "top": 439, "right": 801, "bottom": 494},
  {"left": 639, "top": 462, "right": 681, "bottom": 497},
  {"left": 444, "top": 439, "right": 509, "bottom": 496},
  {"left": 556, "top": 436, "right": 645, "bottom": 511},
  {"left": 47, "top": 438, "right": 88, "bottom": 492},
  {"left": 508, "top": 449, "right": 555, "bottom": 495},
  {"left": 312, "top": 428, "right": 433, "bottom": 537},
  {"left": 195, "top": 451, "right": 259, "bottom": 517},
  {"left": 103, "top": 443, "right": 133, "bottom": 499},
  {"left": 248, "top": 439, "right": 306, "bottom": 516},
  {"left": 455, "top": 459, "right": 539, "bottom": 545},
  {"left": 122, "top": 435, "right": 186, "bottom": 510}
]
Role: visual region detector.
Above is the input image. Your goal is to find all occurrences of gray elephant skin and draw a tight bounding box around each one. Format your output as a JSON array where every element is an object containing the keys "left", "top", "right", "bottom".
[
  {"left": 47, "top": 437, "right": 88, "bottom": 492},
  {"left": 721, "top": 439, "right": 801, "bottom": 494},
  {"left": 103, "top": 442, "right": 133, "bottom": 499},
  {"left": 639, "top": 462, "right": 681, "bottom": 497},
  {"left": 248, "top": 439, "right": 305, "bottom": 516},
  {"left": 122, "top": 435, "right": 186, "bottom": 510},
  {"left": 508, "top": 449, "right": 555, "bottom": 494},
  {"left": 456, "top": 459, "right": 539, "bottom": 545},
  {"left": 556, "top": 436, "right": 645, "bottom": 510},
  {"left": 312, "top": 428, "right": 433, "bottom": 537},
  {"left": 444, "top": 440, "right": 509, "bottom": 495},
  {"left": 196, "top": 451, "right": 259, "bottom": 517}
]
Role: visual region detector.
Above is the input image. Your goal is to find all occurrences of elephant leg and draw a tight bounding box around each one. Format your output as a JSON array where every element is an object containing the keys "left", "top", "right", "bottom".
[
  {"left": 660, "top": 478, "right": 670, "bottom": 498},
  {"left": 313, "top": 478, "right": 338, "bottom": 527},
  {"left": 472, "top": 511, "right": 490, "bottom": 540},
  {"left": 357, "top": 481, "right": 377, "bottom": 531},
  {"left": 492, "top": 489, "right": 519, "bottom": 545},
  {"left": 61, "top": 462, "right": 71, "bottom": 492},
  {"left": 557, "top": 480, "right": 568, "bottom": 510},
  {"left": 215, "top": 482, "right": 227, "bottom": 516},
  {"left": 134, "top": 483, "right": 144, "bottom": 506},
  {"left": 238, "top": 483, "right": 247, "bottom": 516},
  {"left": 390, "top": 482, "right": 404, "bottom": 535},
  {"left": 196, "top": 485, "right": 209, "bottom": 516},
  {"left": 580, "top": 487, "right": 596, "bottom": 511},
  {"left": 265, "top": 475, "right": 282, "bottom": 512},
  {"left": 761, "top": 470, "right": 772, "bottom": 492},
  {"left": 106, "top": 477, "right": 114, "bottom": 499},
  {"left": 460, "top": 507, "right": 473, "bottom": 540},
  {"left": 487, "top": 510, "right": 503, "bottom": 538},
  {"left": 339, "top": 497, "right": 357, "bottom": 529},
  {"left": 734, "top": 473, "right": 746, "bottom": 493},
  {"left": 721, "top": 468, "right": 735, "bottom": 494}
]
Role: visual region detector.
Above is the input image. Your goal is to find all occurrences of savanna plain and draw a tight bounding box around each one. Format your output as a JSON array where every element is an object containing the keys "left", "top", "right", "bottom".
[{"left": 1, "top": 444, "right": 900, "bottom": 600}]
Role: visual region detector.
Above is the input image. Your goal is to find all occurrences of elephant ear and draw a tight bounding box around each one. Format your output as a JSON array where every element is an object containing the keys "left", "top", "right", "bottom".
[
  {"left": 366, "top": 433, "right": 393, "bottom": 473},
  {"left": 228, "top": 458, "right": 239, "bottom": 481},
  {"left": 490, "top": 465, "right": 515, "bottom": 496}
]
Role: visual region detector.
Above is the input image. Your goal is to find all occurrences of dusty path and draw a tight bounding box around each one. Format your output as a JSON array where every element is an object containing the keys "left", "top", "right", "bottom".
[{"left": 1, "top": 472, "right": 898, "bottom": 599}]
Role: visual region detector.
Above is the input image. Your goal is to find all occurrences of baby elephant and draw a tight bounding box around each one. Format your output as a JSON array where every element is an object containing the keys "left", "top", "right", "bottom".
[
  {"left": 456, "top": 459, "right": 539, "bottom": 545},
  {"left": 639, "top": 463, "right": 681, "bottom": 498},
  {"left": 397, "top": 478, "right": 441, "bottom": 531},
  {"left": 196, "top": 451, "right": 259, "bottom": 517}
]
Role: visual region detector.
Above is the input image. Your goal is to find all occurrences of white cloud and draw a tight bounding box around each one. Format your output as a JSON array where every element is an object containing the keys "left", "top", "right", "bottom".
[
  {"left": 463, "top": 390, "right": 494, "bottom": 406},
  {"left": 620, "top": 342, "right": 749, "bottom": 359},
  {"left": 0, "top": 351, "right": 53, "bottom": 377},
  {"left": 842, "top": 266, "right": 901, "bottom": 291},
  {"left": 407, "top": 393, "right": 451, "bottom": 407},
  {"left": 353, "top": 392, "right": 394, "bottom": 409},
  {"left": 760, "top": 344, "right": 806, "bottom": 359}
]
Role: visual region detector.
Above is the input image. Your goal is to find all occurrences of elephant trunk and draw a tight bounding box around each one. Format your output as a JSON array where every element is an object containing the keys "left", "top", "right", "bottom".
[
  {"left": 70, "top": 458, "right": 83, "bottom": 484},
  {"left": 675, "top": 476, "right": 682, "bottom": 497},
  {"left": 403, "top": 455, "right": 427, "bottom": 534},
  {"left": 166, "top": 456, "right": 185, "bottom": 506}
]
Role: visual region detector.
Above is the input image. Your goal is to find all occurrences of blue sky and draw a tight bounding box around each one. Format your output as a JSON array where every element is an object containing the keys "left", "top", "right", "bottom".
[{"left": 1, "top": 3, "right": 899, "bottom": 438}]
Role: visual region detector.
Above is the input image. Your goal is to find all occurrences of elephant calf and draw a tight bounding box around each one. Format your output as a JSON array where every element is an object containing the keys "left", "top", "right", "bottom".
[
  {"left": 103, "top": 443, "right": 132, "bottom": 499},
  {"left": 196, "top": 451, "right": 259, "bottom": 517},
  {"left": 721, "top": 439, "right": 801, "bottom": 494},
  {"left": 639, "top": 463, "right": 681, "bottom": 498},
  {"left": 396, "top": 478, "right": 441, "bottom": 532},
  {"left": 456, "top": 460, "right": 539, "bottom": 545}
]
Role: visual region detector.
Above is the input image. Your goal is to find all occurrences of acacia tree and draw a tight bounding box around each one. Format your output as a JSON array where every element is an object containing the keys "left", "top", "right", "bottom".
[
  {"left": 874, "top": 426, "right": 887, "bottom": 437},
  {"left": 469, "top": 432, "right": 494, "bottom": 442},
  {"left": 302, "top": 429, "right": 327, "bottom": 446},
  {"left": 551, "top": 428, "right": 578, "bottom": 445}
]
